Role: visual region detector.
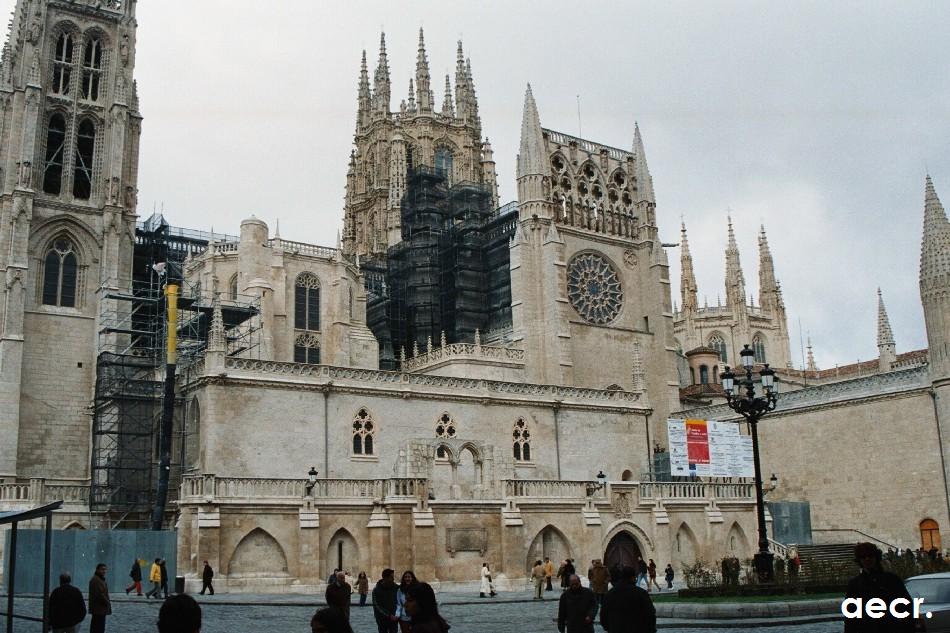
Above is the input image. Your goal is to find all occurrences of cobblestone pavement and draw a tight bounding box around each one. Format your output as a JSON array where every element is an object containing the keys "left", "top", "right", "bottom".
[{"left": 7, "top": 596, "right": 843, "bottom": 632}]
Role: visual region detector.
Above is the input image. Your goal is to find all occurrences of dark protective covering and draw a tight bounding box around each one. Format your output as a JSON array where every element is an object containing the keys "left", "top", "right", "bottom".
[{"left": 365, "top": 166, "right": 515, "bottom": 369}]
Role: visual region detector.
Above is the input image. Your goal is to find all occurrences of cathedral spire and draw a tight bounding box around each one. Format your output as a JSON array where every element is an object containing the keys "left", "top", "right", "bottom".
[
  {"left": 806, "top": 337, "right": 818, "bottom": 371},
  {"left": 632, "top": 122, "right": 655, "bottom": 205},
  {"left": 724, "top": 216, "right": 747, "bottom": 309},
  {"left": 465, "top": 57, "right": 480, "bottom": 129},
  {"left": 877, "top": 288, "right": 897, "bottom": 370},
  {"left": 758, "top": 224, "right": 782, "bottom": 313},
  {"left": 517, "top": 84, "right": 545, "bottom": 178},
  {"left": 415, "top": 27, "right": 433, "bottom": 113},
  {"left": 372, "top": 32, "right": 390, "bottom": 115},
  {"left": 357, "top": 50, "right": 371, "bottom": 129},
  {"left": 455, "top": 41, "right": 469, "bottom": 121},
  {"left": 680, "top": 222, "right": 698, "bottom": 313},
  {"left": 919, "top": 175, "right": 950, "bottom": 379},
  {"left": 441, "top": 74, "right": 455, "bottom": 117},
  {"left": 406, "top": 78, "right": 416, "bottom": 113}
]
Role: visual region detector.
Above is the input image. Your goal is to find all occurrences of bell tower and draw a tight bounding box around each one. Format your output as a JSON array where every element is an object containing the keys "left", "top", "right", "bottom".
[{"left": 0, "top": 0, "right": 141, "bottom": 479}]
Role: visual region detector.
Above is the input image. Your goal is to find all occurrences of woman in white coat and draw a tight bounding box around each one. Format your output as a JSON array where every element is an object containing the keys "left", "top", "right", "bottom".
[{"left": 480, "top": 562, "right": 497, "bottom": 598}]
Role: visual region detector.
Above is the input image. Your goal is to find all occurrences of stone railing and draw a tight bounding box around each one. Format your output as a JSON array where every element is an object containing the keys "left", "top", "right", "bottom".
[
  {"left": 0, "top": 480, "right": 90, "bottom": 507},
  {"left": 402, "top": 341, "right": 525, "bottom": 372},
  {"left": 639, "top": 481, "right": 754, "bottom": 501},
  {"left": 222, "top": 358, "right": 643, "bottom": 406},
  {"left": 180, "top": 476, "right": 428, "bottom": 504},
  {"left": 0, "top": 483, "right": 31, "bottom": 502},
  {"left": 268, "top": 238, "right": 338, "bottom": 260},
  {"left": 503, "top": 479, "right": 606, "bottom": 500},
  {"left": 212, "top": 241, "right": 239, "bottom": 254}
]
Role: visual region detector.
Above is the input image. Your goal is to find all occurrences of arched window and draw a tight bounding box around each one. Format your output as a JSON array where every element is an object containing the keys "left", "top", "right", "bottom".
[
  {"left": 435, "top": 147, "right": 453, "bottom": 181},
  {"left": 293, "top": 332, "right": 320, "bottom": 364},
  {"left": 43, "top": 114, "right": 67, "bottom": 195},
  {"left": 352, "top": 408, "right": 375, "bottom": 456},
  {"left": 435, "top": 412, "right": 456, "bottom": 459},
  {"left": 295, "top": 272, "right": 320, "bottom": 331},
  {"left": 52, "top": 33, "right": 74, "bottom": 95},
  {"left": 72, "top": 119, "right": 95, "bottom": 199},
  {"left": 752, "top": 335, "right": 767, "bottom": 364},
  {"left": 81, "top": 38, "right": 103, "bottom": 101},
  {"left": 228, "top": 274, "right": 238, "bottom": 301},
  {"left": 699, "top": 365, "right": 709, "bottom": 385},
  {"left": 708, "top": 334, "right": 727, "bottom": 364},
  {"left": 513, "top": 417, "right": 531, "bottom": 462},
  {"left": 42, "top": 237, "right": 78, "bottom": 307},
  {"left": 921, "top": 519, "right": 941, "bottom": 552}
]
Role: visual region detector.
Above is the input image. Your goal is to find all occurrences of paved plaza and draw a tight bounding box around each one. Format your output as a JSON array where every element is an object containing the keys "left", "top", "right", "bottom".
[{"left": 5, "top": 594, "right": 844, "bottom": 632}]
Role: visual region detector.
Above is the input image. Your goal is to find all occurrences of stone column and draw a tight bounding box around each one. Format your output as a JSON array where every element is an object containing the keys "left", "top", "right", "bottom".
[
  {"left": 367, "top": 505, "right": 392, "bottom": 575},
  {"left": 195, "top": 505, "right": 222, "bottom": 588},
  {"left": 298, "top": 502, "right": 321, "bottom": 585}
]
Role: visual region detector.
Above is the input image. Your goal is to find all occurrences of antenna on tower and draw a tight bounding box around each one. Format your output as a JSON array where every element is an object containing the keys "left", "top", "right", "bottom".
[
  {"left": 576, "top": 94, "right": 582, "bottom": 138},
  {"left": 798, "top": 317, "right": 807, "bottom": 386}
]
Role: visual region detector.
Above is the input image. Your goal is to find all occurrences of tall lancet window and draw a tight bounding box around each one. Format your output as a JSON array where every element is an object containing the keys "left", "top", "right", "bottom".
[
  {"left": 435, "top": 147, "right": 453, "bottom": 182},
  {"left": 752, "top": 335, "right": 767, "bottom": 364},
  {"left": 43, "top": 114, "right": 67, "bottom": 195},
  {"left": 81, "top": 38, "right": 103, "bottom": 101},
  {"left": 52, "top": 33, "right": 74, "bottom": 95},
  {"left": 72, "top": 119, "right": 96, "bottom": 200},
  {"left": 708, "top": 333, "right": 727, "bottom": 364},
  {"left": 42, "top": 237, "right": 78, "bottom": 307}
]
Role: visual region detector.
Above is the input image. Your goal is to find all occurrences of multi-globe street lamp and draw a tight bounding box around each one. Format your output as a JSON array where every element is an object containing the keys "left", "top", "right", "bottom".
[{"left": 720, "top": 344, "right": 778, "bottom": 582}]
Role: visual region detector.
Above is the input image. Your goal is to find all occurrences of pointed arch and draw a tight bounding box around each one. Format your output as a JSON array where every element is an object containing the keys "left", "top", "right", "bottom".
[
  {"left": 727, "top": 521, "right": 750, "bottom": 556},
  {"left": 185, "top": 396, "right": 200, "bottom": 471},
  {"left": 351, "top": 407, "right": 376, "bottom": 456},
  {"left": 62, "top": 520, "right": 86, "bottom": 530},
  {"left": 526, "top": 524, "right": 572, "bottom": 571},
  {"left": 228, "top": 273, "right": 239, "bottom": 301},
  {"left": 674, "top": 521, "right": 699, "bottom": 566},
  {"left": 294, "top": 272, "right": 320, "bottom": 331},
  {"left": 228, "top": 528, "right": 289, "bottom": 577},
  {"left": 326, "top": 527, "right": 360, "bottom": 574},
  {"left": 708, "top": 332, "right": 727, "bottom": 364},
  {"left": 435, "top": 412, "right": 457, "bottom": 459},
  {"left": 751, "top": 333, "right": 767, "bottom": 364}
]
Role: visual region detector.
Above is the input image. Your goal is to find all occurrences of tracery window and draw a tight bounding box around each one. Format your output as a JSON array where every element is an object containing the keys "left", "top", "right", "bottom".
[
  {"left": 43, "top": 113, "right": 67, "bottom": 195},
  {"left": 293, "top": 332, "right": 320, "bottom": 364},
  {"left": 52, "top": 33, "right": 74, "bottom": 95},
  {"left": 228, "top": 274, "right": 238, "bottom": 301},
  {"left": 81, "top": 37, "right": 103, "bottom": 101},
  {"left": 72, "top": 119, "right": 96, "bottom": 199},
  {"left": 435, "top": 412, "right": 456, "bottom": 458},
  {"left": 352, "top": 408, "right": 375, "bottom": 456},
  {"left": 295, "top": 272, "right": 320, "bottom": 331},
  {"left": 512, "top": 417, "right": 531, "bottom": 462},
  {"left": 708, "top": 334, "right": 727, "bottom": 364},
  {"left": 752, "top": 335, "right": 767, "bottom": 364},
  {"left": 435, "top": 147, "right": 453, "bottom": 181},
  {"left": 42, "top": 237, "right": 78, "bottom": 307}
]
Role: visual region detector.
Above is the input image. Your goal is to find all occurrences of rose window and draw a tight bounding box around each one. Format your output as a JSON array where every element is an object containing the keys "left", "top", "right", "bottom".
[{"left": 567, "top": 252, "right": 623, "bottom": 324}]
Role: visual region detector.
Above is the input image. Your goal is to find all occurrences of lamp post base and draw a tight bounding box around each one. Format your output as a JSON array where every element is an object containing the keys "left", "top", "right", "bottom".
[{"left": 754, "top": 551, "right": 774, "bottom": 583}]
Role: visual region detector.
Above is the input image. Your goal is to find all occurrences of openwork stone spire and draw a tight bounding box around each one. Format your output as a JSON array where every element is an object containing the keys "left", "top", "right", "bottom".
[
  {"left": 357, "top": 50, "right": 371, "bottom": 129},
  {"left": 877, "top": 288, "right": 895, "bottom": 349},
  {"left": 806, "top": 337, "right": 818, "bottom": 371},
  {"left": 919, "top": 175, "right": 950, "bottom": 378},
  {"left": 517, "top": 84, "right": 544, "bottom": 178},
  {"left": 680, "top": 221, "right": 698, "bottom": 312},
  {"left": 724, "top": 216, "right": 747, "bottom": 309},
  {"left": 372, "top": 32, "right": 390, "bottom": 114},
  {"left": 209, "top": 299, "right": 225, "bottom": 353},
  {"left": 415, "top": 27, "right": 433, "bottom": 113},
  {"left": 758, "top": 224, "right": 783, "bottom": 313},
  {"left": 441, "top": 74, "right": 454, "bottom": 117},
  {"left": 631, "top": 338, "right": 646, "bottom": 393},
  {"left": 632, "top": 122, "right": 655, "bottom": 204}
]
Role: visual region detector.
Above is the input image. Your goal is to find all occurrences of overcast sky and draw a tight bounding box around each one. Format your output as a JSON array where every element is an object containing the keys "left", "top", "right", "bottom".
[{"left": 6, "top": 1, "right": 949, "bottom": 369}]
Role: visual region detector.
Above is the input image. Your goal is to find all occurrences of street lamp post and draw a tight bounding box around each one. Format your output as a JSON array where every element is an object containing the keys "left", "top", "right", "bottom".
[
  {"left": 306, "top": 466, "right": 319, "bottom": 495},
  {"left": 720, "top": 344, "right": 778, "bottom": 582}
]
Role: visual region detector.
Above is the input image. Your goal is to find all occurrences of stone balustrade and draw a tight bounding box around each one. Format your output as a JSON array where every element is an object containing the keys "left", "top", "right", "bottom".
[
  {"left": 179, "top": 475, "right": 428, "bottom": 504},
  {"left": 0, "top": 480, "right": 90, "bottom": 508},
  {"left": 639, "top": 481, "right": 754, "bottom": 501},
  {"left": 502, "top": 479, "right": 607, "bottom": 499},
  {"left": 402, "top": 342, "right": 526, "bottom": 371},
  {"left": 267, "top": 238, "right": 339, "bottom": 260}
]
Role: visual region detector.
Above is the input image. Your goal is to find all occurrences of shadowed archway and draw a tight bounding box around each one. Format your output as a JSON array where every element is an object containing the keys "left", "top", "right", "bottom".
[{"left": 604, "top": 531, "right": 643, "bottom": 572}]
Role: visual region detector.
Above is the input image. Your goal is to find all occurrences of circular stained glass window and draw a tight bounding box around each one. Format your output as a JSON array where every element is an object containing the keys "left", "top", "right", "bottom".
[{"left": 567, "top": 252, "right": 623, "bottom": 325}]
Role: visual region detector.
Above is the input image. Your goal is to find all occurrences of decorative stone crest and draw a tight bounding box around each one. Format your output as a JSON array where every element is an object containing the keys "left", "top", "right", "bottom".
[
  {"left": 623, "top": 249, "right": 638, "bottom": 268},
  {"left": 612, "top": 490, "right": 632, "bottom": 518}
]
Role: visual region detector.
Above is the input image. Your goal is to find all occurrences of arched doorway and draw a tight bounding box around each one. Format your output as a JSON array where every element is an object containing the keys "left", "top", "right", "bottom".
[
  {"left": 921, "top": 519, "right": 941, "bottom": 551},
  {"left": 604, "top": 531, "right": 642, "bottom": 571}
]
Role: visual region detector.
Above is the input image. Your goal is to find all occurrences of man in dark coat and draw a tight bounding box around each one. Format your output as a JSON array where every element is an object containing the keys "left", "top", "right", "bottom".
[
  {"left": 325, "top": 570, "right": 352, "bottom": 622},
  {"left": 49, "top": 573, "right": 86, "bottom": 633},
  {"left": 557, "top": 575, "right": 597, "bottom": 633},
  {"left": 200, "top": 560, "right": 215, "bottom": 595},
  {"left": 600, "top": 565, "right": 656, "bottom": 633},
  {"left": 159, "top": 559, "right": 169, "bottom": 599},
  {"left": 125, "top": 559, "right": 142, "bottom": 596},
  {"left": 371, "top": 568, "right": 399, "bottom": 633},
  {"left": 88, "top": 563, "right": 111, "bottom": 633},
  {"left": 844, "top": 542, "right": 915, "bottom": 633}
]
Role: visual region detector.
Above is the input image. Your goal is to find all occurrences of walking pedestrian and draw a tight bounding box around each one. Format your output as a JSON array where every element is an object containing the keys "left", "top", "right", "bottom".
[
  {"left": 328, "top": 568, "right": 341, "bottom": 585},
  {"left": 325, "top": 571, "right": 353, "bottom": 622},
  {"left": 87, "top": 563, "right": 111, "bottom": 633},
  {"left": 531, "top": 559, "right": 546, "bottom": 599},
  {"left": 311, "top": 606, "right": 355, "bottom": 633},
  {"left": 844, "top": 542, "right": 915, "bottom": 633},
  {"left": 146, "top": 558, "right": 162, "bottom": 598},
  {"left": 200, "top": 560, "right": 214, "bottom": 595},
  {"left": 158, "top": 594, "right": 202, "bottom": 633},
  {"left": 159, "top": 559, "right": 169, "bottom": 599},
  {"left": 371, "top": 568, "right": 399, "bottom": 633},
  {"left": 664, "top": 564, "right": 674, "bottom": 590},
  {"left": 125, "top": 559, "right": 143, "bottom": 596},
  {"left": 356, "top": 571, "right": 369, "bottom": 606},
  {"left": 557, "top": 575, "right": 597, "bottom": 633},
  {"left": 395, "top": 570, "right": 417, "bottom": 633},
  {"left": 49, "top": 573, "right": 86, "bottom": 633},
  {"left": 600, "top": 565, "right": 656, "bottom": 633},
  {"left": 635, "top": 557, "right": 648, "bottom": 591},
  {"left": 587, "top": 559, "right": 610, "bottom": 607},
  {"left": 404, "top": 582, "right": 449, "bottom": 633},
  {"left": 648, "top": 559, "right": 661, "bottom": 592},
  {"left": 543, "top": 557, "right": 554, "bottom": 591},
  {"left": 479, "top": 562, "right": 496, "bottom": 597},
  {"left": 198, "top": 561, "right": 214, "bottom": 596}
]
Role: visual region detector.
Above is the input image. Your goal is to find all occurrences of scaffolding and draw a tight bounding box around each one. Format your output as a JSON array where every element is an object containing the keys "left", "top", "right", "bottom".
[
  {"left": 90, "top": 214, "right": 261, "bottom": 528},
  {"left": 366, "top": 167, "right": 516, "bottom": 369}
]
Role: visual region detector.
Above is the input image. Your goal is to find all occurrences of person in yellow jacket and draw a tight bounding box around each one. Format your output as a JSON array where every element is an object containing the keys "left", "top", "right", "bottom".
[
  {"left": 145, "top": 558, "right": 162, "bottom": 599},
  {"left": 543, "top": 557, "right": 555, "bottom": 592}
]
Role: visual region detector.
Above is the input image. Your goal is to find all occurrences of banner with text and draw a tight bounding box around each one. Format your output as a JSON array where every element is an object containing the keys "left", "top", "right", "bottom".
[{"left": 667, "top": 418, "right": 754, "bottom": 477}]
